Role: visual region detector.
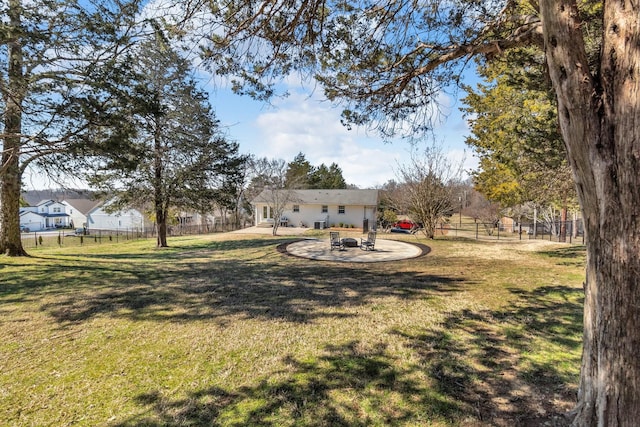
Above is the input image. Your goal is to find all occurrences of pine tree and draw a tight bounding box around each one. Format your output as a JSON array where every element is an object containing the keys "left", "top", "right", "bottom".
[
  {"left": 0, "top": 0, "right": 143, "bottom": 255},
  {"left": 88, "top": 34, "right": 242, "bottom": 247}
]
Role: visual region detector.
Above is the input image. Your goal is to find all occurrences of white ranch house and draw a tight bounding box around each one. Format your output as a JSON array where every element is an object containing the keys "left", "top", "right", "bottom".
[
  {"left": 86, "top": 202, "right": 145, "bottom": 231},
  {"left": 252, "top": 189, "right": 379, "bottom": 231}
]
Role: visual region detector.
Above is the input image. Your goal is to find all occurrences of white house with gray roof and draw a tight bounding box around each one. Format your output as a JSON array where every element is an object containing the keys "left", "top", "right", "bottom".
[
  {"left": 19, "top": 199, "right": 78, "bottom": 231},
  {"left": 86, "top": 200, "right": 145, "bottom": 231},
  {"left": 252, "top": 189, "right": 379, "bottom": 231},
  {"left": 62, "top": 199, "right": 102, "bottom": 229}
]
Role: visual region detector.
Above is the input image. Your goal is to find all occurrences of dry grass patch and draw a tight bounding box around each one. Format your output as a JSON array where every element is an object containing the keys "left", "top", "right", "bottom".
[{"left": 1, "top": 233, "right": 584, "bottom": 426}]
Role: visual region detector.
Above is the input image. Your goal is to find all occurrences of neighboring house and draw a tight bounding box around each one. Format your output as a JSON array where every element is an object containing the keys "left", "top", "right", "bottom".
[
  {"left": 19, "top": 209, "right": 46, "bottom": 232},
  {"left": 19, "top": 198, "right": 146, "bottom": 232},
  {"left": 86, "top": 201, "right": 145, "bottom": 231},
  {"left": 19, "top": 199, "right": 75, "bottom": 231},
  {"left": 62, "top": 199, "right": 102, "bottom": 230},
  {"left": 33, "top": 199, "right": 71, "bottom": 229},
  {"left": 252, "top": 189, "right": 379, "bottom": 230},
  {"left": 175, "top": 210, "right": 220, "bottom": 229}
]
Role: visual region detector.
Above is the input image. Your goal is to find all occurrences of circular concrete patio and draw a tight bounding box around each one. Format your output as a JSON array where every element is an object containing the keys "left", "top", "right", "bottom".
[{"left": 282, "top": 238, "right": 429, "bottom": 263}]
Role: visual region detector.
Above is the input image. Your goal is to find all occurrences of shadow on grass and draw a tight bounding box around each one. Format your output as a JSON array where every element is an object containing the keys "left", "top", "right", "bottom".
[
  {"left": 3, "top": 237, "right": 584, "bottom": 425},
  {"left": 115, "top": 341, "right": 461, "bottom": 427},
  {"left": 397, "top": 285, "right": 582, "bottom": 426},
  {"left": 0, "top": 238, "right": 291, "bottom": 298},
  {"left": 2, "top": 238, "right": 470, "bottom": 325},
  {"left": 112, "top": 286, "right": 582, "bottom": 426},
  {"left": 538, "top": 246, "right": 586, "bottom": 267},
  {"left": 61, "top": 238, "right": 290, "bottom": 261},
  {"left": 36, "top": 260, "right": 465, "bottom": 325}
]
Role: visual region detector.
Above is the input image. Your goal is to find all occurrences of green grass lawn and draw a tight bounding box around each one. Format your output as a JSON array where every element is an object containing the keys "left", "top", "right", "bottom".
[{"left": 0, "top": 232, "right": 585, "bottom": 426}]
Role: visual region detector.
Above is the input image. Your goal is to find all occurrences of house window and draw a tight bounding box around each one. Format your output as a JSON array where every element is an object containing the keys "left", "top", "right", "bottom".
[
  {"left": 321, "top": 205, "right": 328, "bottom": 213},
  {"left": 293, "top": 205, "right": 300, "bottom": 212},
  {"left": 338, "top": 205, "right": 345, "bottom": 214},
  {"left": 53, "top": 207, "right": 61, "bottom": 213},
  {"left": 263, "top": 206, "right": 273, "bottom": 219}
]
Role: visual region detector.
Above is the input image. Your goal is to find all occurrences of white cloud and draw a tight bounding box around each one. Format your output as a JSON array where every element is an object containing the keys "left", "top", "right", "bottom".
[
  {"left": 248, "top": 92, "right": 408, "bottom": 188},
  {"left": 240, "top": 88, "right": 477, "bottom": 188}
]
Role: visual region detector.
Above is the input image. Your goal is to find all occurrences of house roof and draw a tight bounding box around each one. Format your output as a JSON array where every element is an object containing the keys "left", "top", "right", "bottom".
[
  {"left": 20, "top": 210, "right": 44, "bottom": 218},
  {"left": 253, "top": 189, "right": 379, "bottom": 206},
  {"left": 63, "top": 199, "right": 102, "bottom": 215}
]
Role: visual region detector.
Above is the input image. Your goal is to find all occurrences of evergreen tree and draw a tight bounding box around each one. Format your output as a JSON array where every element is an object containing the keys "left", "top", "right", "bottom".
[
  {"left": 309, "top": 163, "right": 347, "bottom": 189},
  {"left": 285, "top": 153, "right": 348, "bottom": 189},
  {"left": 285, "top": 152, "right": 313, "bottom": 188},
  {"left": 0, "top": 0, "right": 143, "bottom": 255},
  {"left": 462, "top": 47, "right": 576, "bottom": 210},
  {"left": 88, "top": 34, "right": 241, "bottom": 247}
]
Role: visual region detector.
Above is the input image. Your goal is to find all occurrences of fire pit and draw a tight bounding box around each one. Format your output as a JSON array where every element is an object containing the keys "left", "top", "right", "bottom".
[{"left": 341, "top": 237, "right": 358, "bottom": 248}]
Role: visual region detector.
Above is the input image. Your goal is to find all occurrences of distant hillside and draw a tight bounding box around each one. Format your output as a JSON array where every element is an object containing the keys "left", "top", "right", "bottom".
[{"left": 22, "top": 188, "right": 95, "bottom": 206}]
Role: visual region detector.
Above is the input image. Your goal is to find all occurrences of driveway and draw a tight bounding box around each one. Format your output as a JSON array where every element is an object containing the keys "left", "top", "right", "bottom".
[{"left": 231, "top": 226, "right": 312, "bottom": 235}]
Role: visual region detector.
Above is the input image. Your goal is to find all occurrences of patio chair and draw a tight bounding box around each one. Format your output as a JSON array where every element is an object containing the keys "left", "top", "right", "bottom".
[
  {"left": 330, "top": 231, "right": 344, "bottom": 251},
  {"left": 360, "top": 231, "right": 376, "bottom": 251}
]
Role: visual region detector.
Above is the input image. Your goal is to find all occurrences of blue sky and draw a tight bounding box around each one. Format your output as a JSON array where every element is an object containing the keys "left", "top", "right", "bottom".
[
  {"left": 22, "top": 0, "right": 479, "bottom": 190},
  {"left": 207, "top": 81, "right": 478, "bottom": 189},
  {"left": 23, "top": 82, "right": 477, "bottom": 190}
]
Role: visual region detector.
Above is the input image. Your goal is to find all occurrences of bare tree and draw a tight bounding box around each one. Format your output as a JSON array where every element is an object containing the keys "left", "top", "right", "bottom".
[
  {"left": 249, "top": 158, "right": 301, "bottom": 236},
  {"left": 464, "top": 190, "right": 503, "bottom": 233},
  {"left": 395, "top": 145, "right": 463, "bottom": 239}
]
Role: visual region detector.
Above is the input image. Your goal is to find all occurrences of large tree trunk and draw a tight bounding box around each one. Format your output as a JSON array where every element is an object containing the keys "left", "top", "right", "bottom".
[
  {"left": 0, "top": 0, "right": 28, "bottom": 256},
  {"left": 154, "top": 186, "right": 169, "bottom": 248},
  {"left": 156, "top": 208, "right": 168, "bottom": 247},
  {"left": 153, "top": 116, "right": 169, "bottom": 248},
  {"left": 541, "top": 0, "right": 640, "bottom": 424},
  {"left": 0, "top": 148, "right": 27, "bottom": 256}
]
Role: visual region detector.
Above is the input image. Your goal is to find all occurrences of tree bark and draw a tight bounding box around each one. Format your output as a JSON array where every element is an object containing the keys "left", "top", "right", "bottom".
[
  {"left": 154, "top": 173, "right": 168, "bottom": 248},
  {"left": 540, "top": 0, "right": 640, "bottom": 424},
  {"left": 0, "top": 0, "right": 28, "bottom": 256},
  {"left": 151, "top": 109, "right": 170, "bottom": 248},
  {"left": 0, "top": 146, "right": 27, "bottom": 256},
  {"left": 156, "top": 208, "right": 168, "bottom": 247}
]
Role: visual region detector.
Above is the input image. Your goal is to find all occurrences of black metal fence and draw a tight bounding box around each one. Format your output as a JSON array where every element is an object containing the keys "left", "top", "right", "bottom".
[
  {"left": 20, "top": 222, "right": 242, "bottom": 250},
  {"left": 445, "top": 220, "right": 585, "bottom": 244},
  {"left": 521, "top": 220, "right": 585, "bottom": 244}
]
